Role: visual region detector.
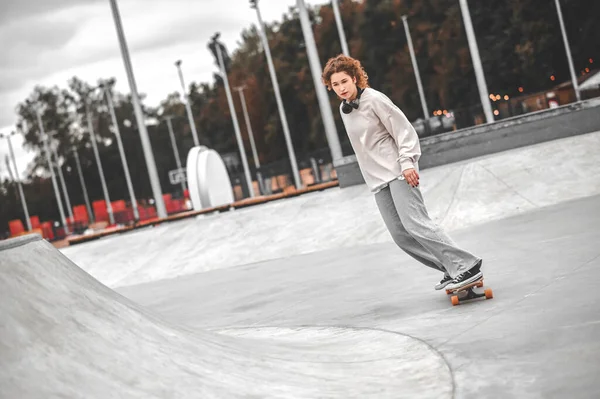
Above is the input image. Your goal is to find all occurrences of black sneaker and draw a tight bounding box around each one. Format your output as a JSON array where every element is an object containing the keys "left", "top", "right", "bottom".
[
  {"left": 446, "top": 261, "right": 483, "bottom": 290},
  {"left": 435, "top": 274, "right": 453, "bottom": 290}
]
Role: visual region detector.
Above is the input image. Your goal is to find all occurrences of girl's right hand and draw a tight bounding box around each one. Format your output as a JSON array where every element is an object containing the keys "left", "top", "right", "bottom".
[{"left": 403, "top": 168, "right": 419, "bottom": 187}]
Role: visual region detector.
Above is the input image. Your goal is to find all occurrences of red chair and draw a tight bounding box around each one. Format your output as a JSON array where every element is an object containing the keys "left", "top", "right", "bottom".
[
  {"left": 162, "top": 194, "right": 175, "bottom": 214},
  {"left": 73, "top": 205, "right": 89, "bottom": 225},
  {"left": 9, "top": 220, "right": 24, "bottom": 237},
  {"left": 138, "top": 207, "right": 154, "bottom": 221},
  {"left": 30, "top": 216, "right": 41, "bottom": 229},
  {"left": 93, "top": 200, "right": 108, "bottom": 222},
  {"left": 111, "top": 200, "right": 126, "bottom": 212},
  {"left": 41, "top": 222, "right": 55, "bottom": 240}
]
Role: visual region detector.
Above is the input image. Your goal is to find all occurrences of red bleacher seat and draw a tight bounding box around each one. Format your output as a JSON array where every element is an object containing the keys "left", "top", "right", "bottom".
[
  {"left": 30, "top": 216, "right": 41, "bottom": 229},
  {"left": 92, "top": 200, "right": 108, "bottom": 222},
  {"left": 9, "top": 220, "right": 24, "bottom": 237}
]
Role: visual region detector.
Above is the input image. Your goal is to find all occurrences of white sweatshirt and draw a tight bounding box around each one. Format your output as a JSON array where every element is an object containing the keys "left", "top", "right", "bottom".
[{"left": 340, "top": 87, "right": 422, "bottom": 193}]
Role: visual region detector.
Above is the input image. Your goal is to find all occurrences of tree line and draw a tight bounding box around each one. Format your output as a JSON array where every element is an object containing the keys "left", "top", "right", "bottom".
[{"left": 1, "top": 0, "right": 598, "bottom": 235}]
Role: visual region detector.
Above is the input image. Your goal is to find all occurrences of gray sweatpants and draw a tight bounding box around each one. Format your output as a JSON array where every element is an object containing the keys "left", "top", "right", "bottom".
[{"left": 374, "top": 179, "right": 481, "bottom": 278}]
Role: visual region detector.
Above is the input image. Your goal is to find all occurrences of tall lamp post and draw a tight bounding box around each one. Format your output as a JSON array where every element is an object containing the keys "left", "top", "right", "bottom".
[
  {"left": 100, "top": 81, "right": 140, "bottom": 221},
  {"left": 174, "top": 60, "right": 201, "bottom": 147},
  {"left": 164, "top": 115, "right": 187, "bottom": 194},
  {"left": 71, "top": 145, "right": 94, "bottom": 224},
  {"left": 48, "top": 131, "right": 74, "bottom": 222},
  {"left": 1, "top": 131, "right": 32, "bottom": 230},
  {"left": 109, "top": 0, "right": 166, "bottom": 217},
  {"left": 233, "top": 85, "right": 263, "bottom": 194},
  {"left": 331, "top": 0, "right": 350, "bottom": 56},
  {"left": 401, "top": 15, "right": 430, "bottom": 120},
  {"left": 458, "top": 0, "right": 494, "bottom": 123},
  {"left": 249, "top": 0, "right": 302, "bottom": 189},
  {"left": 554, "top": 0, "right": 581, "bottom": 102},
  {"left": 296, "top": 0, "right": 343, "bottom": 162},
  {"left": 85, "top": 98, "right": 115, "bottom": 225},
  {"left": 210, "top": 33, "right": 255, "bottom": 198},
  {"left": 35, "top": 107, "right": 70, "bottom": 235}
]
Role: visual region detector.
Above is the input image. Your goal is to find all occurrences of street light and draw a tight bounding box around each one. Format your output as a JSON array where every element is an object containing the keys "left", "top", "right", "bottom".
[
  {"left": 458, "top": 0, "right": 494, "bottom": 124},
  {"left": 554, "top": 0, "right": 581, "bottom": 102},
  {"left": 249, "top": 0, "right": 302, "bottom": 190},
  {"left": 1, "top": 131, "right": 32, "bottom": 231},
  {"left": 85, "top": 98, "right": 115, "bottom": 225},
  {"left": 164, "top": 115, "right": 187, "bottom": 194},
  {"left": 48, "top": 131, "right": 74, "bottom": 222},
  {"left": 401, "top": 15, "right": 430, "bottom": 121},
  {"left": 233, "top": 85, "right": 264, "bottom": 194},
  {"left": 174, "top": 60, "right": 201, "bottom": 147},
  {"left": 109, "top": 0, "right": 167, "bottom": 218},
  {"left": 210, "top": 32, "right": 255, "bottom": 198},
  {"left": 100, "top": 81, "right": 140, "bottom": 221},
  {"left": 296, "top": 0, "right": 343, "bottom": 162},
  {"left": 35, "top": 107, "right": 70, "bottom": 235},
  {"left": 331, "top": 0, "right": 350, "bottom": 56},
  {"left": 71, "top": 145, "right": 94, "bottom": 224}
]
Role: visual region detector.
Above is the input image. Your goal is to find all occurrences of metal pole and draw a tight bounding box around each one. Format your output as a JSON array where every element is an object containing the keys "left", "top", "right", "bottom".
[
  {"left": 85, "top": 100, "right": 115, "bottom": 225},
  {"left": 36, "top": 109, "right": 70, "bottom": 234},
  {"left": 310, "top": 157, "right": 322, "bottom": 183},
  {"left": 103, "top": 85, "right": 140, "bottom": 221},
  {"left": 297, "top": 0, "right": 343, "bottom": 161},
  {"left": 458, "top": 0, "right": 494, "bottom": 124},
  {"left": 4, "top": 133, "right": 32, "bottom": 230},
  {"left": 72, "top": 146, "right": 94, "bottom": 224},
  {"left": 554, "top": 0, "right": 581, "bottom": 102},
  {"left": 50, "top": 138, "right": 74, "bottom": 221},
  {"left": 251, "top": 1, "right": 302, "bottom": 189},
  {"left": 402, "top": 15, "right": 430, "bottom": 119},
  {"left": 213, "top": 37, "right": 255, "bottom": 198},
  {"left": 331, "top": 0, "right": 350, "bottom": 56},
  {"left": 234, "top": 85, "right": 265, "bottom": 195},
  {"left": 109, "top": 0, "right": 167, "bottom": 218},
  {"left": 233, "top": 86, "right": 260, "bottom": 169},
  {"left": 175, "top": 60, "right": 201, "bottom": 147},
  {"left": 165, "top": 116, "right": 187, "bottom": 193},
  {"left": 4, "top": 156, "right": 13, "bottom": 181}
]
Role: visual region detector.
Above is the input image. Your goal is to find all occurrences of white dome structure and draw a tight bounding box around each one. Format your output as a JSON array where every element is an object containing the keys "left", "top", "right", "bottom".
[{"left": 186, "top": 146, "right": 235, "bottom": 211}]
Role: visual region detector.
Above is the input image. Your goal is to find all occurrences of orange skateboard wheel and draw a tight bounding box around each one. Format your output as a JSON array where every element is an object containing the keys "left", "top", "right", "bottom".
[
  {"left": 485, "top": 288, "right": 493, "bottom": 299},
  {"left": 451, "top": 296, "right": 460, "bottom": 306}
]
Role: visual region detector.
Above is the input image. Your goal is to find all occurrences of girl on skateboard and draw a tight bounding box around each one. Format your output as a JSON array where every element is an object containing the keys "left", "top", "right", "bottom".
[{"left": 321, "top": 54, "right": 482, "bottom": 291}]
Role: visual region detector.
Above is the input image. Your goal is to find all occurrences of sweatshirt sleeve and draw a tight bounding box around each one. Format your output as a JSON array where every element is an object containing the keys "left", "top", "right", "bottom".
[{"left": 371, "top": 92, "right": 421, "bottom": 172}]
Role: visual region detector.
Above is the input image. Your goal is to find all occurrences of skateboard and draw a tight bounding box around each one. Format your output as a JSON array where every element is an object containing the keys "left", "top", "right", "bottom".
[{"left": 445, "top": 278, "right": 493, "bottom": 306}]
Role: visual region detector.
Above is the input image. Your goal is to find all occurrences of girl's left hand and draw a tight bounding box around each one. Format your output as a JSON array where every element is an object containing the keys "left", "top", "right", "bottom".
[{"left": 403, "top": 168, "right": 419, "bottom": 187}]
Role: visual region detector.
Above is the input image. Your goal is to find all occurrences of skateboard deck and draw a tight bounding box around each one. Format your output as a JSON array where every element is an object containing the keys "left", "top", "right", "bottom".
[{"left": 445, "top": 278, "right": 493, "bottom": 306}]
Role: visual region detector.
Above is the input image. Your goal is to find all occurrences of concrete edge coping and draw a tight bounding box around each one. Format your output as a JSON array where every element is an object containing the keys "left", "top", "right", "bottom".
[
  {"left": 333, "top": 98, "right": 600, "bottom": 167},
  {"left": 0, "top": 233, "right": 43, "bottom": 252},
  {"left": 420, "top": 100, "right": 597, "bottom": 146}
]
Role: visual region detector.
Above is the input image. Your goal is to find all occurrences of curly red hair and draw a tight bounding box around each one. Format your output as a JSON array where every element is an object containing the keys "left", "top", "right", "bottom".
[{"left": 321, "top": 54, "right": 369, "bottom": 91}]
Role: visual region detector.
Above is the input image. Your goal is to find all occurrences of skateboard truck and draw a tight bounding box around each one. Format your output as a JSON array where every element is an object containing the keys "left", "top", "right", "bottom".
[{"left": 446, "top": 279, "right": 493, "bottom": 306}]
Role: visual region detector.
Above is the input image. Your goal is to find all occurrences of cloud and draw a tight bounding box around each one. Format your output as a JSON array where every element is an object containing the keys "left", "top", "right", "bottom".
[
  {"left": 0, "top": 2, "right": 242, "bottom": 83},
  {"left": 0, "top": 0, "right": 310, "bottom": 156},
  {"left": 0, "top": 0, "right": 103, "bottom": 25}
]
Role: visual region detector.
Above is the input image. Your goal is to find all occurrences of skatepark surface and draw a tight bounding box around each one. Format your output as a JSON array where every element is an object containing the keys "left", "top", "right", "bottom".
[{"left": 1, "top": 131, "right": 600, "bottom": 398}]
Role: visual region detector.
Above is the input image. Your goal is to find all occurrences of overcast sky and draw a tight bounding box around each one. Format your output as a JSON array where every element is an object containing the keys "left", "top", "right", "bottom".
[{"left": 0, "top": 0, "right": 326, "bottom": 179}]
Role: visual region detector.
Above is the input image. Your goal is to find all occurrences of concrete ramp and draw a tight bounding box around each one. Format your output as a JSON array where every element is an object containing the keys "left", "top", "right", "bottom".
[
  {"left": 61, "top": 130, "right": 600, "bottom": 288},
  {"left": 0, "top": 234, "right": 452, "bottom": 398}
]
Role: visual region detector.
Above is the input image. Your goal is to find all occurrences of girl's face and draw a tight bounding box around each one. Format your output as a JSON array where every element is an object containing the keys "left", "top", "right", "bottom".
[{"left": 330, "top": 72, "right": 357, "bottom": 101}]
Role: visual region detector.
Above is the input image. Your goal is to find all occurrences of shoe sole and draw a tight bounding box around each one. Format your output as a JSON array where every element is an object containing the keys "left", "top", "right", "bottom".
[
  {"left": 435, "top": 280, "right": 453, "bottom": 290},
  {"left": 446, "top": 271, "right": 483, "bottom": 290}
]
